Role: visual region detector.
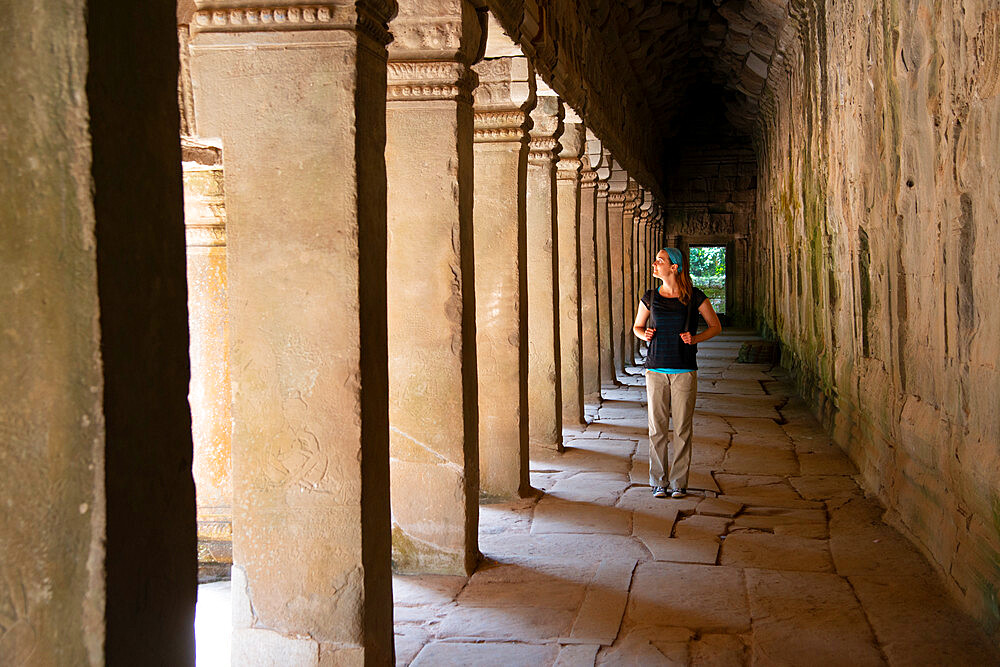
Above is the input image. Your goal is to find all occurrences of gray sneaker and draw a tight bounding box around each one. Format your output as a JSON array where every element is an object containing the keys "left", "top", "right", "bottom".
[
  {"left": 652, "top": 486, "right": 668, "bottom": 498},
  {"left": 670, "top": 488, "right": 686, "bottom": 498}
]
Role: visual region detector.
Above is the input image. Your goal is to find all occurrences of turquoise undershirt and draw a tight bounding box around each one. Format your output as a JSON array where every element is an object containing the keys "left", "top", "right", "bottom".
[{"left": 646, "top": 368, "right": 694, "bottom": 375}]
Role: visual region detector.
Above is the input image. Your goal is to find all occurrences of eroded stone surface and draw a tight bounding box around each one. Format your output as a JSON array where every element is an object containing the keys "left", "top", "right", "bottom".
[
  {"left": 627, "top": 563, "right": 750, "bottom": 632},
  {"left": 720, "top": 533, "right": 834, "bottom": 573},
  {"left": 411, "top": 641, "right": 559, "bottom": 666},
  {"left": 745, "top": 570, "right": 883, "bottom": 666}
]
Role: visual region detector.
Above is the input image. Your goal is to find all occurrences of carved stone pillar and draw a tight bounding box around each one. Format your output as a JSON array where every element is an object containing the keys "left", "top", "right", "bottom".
[
  {"left": 386, "top": 0, "right": 484, "bottom": 574},
  {"left": 634, "top": 204, "right": 650, "bottom": 363},
  {"left": 189, "top": 1, "right": 397, "bottom": 661},
  {"left": 622, "top": 181, "right": 640, "bottom": 368},
  {"left": 556, "top": 111, "right": 585, "bottom": 425},
  {"left": 578, "top": 154, "right": 601, "bottom": 403},
  {"left": 592, "top": 145, "right": 617, "bottom": 387},
  {"left": 182, "top": 142, "right": 232, "bottom": 577},
  {"left": 471, "top": 51, "right": 533, "bottom": 499},
  {"left": 607, "top": 163, "right": 628, "bottom": 378},
  {"left": 526, "top": 81, "right": 564, "bottom": 450}
]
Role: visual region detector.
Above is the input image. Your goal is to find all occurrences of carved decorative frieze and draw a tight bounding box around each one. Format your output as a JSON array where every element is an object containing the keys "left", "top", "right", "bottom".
[
  {"left": 190, "top": 3, "right": 394, "bottom": 44},
  {"left": 387, "top": 61, "right": 477, "bottom": 102},
  {"left": 528, "top": 137, "right": 559, "bottom": 165},
  {"left": 473, "top": 110, "right": 527, "bottom": 142}
]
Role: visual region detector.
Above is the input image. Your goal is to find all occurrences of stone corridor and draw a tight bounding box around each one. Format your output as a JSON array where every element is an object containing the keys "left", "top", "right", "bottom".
[{"left": 389, "top": 332, "right": 999, "bottom": 665}]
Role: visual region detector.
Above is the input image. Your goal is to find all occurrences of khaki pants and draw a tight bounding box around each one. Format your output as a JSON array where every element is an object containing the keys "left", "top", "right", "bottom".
[{"left": 645, "top": 370, "right": 697, "bottom": 489}]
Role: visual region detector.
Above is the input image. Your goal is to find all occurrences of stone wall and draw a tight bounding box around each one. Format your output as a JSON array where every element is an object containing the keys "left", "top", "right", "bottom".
[{"left": 752, "top": 0, "right": 1000, "bottom": 639}]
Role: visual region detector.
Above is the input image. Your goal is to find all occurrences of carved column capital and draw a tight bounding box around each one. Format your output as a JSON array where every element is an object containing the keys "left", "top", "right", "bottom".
[
  {"left": 556, "top": 113, "right": 585, "bottom": 181},
  {"left": 472, "top": 55, "right": 533, "bottom": 143},
  {"left": 580, "top": 156, "right": 598, "bottom": 188},
  {"left": 608, "top": 192, "right": 626, "bottom": 206},
  {"left": 191, "top": 1, "right": 396, "bottom": 44},
  {"left": 527, "top": 90, "right": 562, "bottom": 166}
]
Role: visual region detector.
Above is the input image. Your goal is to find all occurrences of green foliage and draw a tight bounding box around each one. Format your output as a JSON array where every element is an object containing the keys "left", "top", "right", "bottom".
[
  {"left": 689, "top": 246, "right": 726, "bottom": 313},
  {"left": 689, "top": 246, "right": 726, "bottom": 278}
]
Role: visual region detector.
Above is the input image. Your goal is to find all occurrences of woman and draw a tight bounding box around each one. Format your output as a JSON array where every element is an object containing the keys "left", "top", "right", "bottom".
[{"left": 632, "top": 247, "right": 722, "bottom": 499}]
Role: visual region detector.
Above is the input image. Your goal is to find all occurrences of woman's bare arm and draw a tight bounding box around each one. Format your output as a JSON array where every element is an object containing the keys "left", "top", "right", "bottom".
[
  {"left": 680, "top": 299, "right": 723, "bottom": 345},
  {"left": 633, "top": 302, "right": 654, "bottom": 341}
]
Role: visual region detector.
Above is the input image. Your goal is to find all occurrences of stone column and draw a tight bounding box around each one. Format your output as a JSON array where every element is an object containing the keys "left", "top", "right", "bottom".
[
  {"left": 607, "top": 163, "right": 628, "bottom": 377},
  {"left": 471, "top": 51, "right": 533, "bottom": 499},
  {"left": 189, "top": 3, "right": 396, "bottom": 662},
  {"left": 591, "top": 145, "right": 617, "bottom": 387},
  {"left": 556, "top": 111, "right": 585, "bottom": 425},
  {"left": 386, "top": 0, "right": 484, "bottom": 574},
  {"left": 182, "top": 143, "right": 233, "bottom": 576},
  {"left": 622, "top": 181, "right": 640, "bottom": 368},
  {"left": 578, "top": 155, "right": 601, "bottom": 403},
  {"left": 526, "top": 81, "right": 564, "bottom": 450}
]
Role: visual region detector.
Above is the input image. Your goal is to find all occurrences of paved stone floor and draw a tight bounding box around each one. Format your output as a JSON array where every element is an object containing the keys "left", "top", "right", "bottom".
[{"left": 394, "top": 331, "right": 1000, "bottom": 666}]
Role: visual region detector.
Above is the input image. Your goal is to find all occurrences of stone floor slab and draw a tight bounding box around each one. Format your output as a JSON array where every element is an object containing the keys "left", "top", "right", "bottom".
[
  {"left": 456, "top": 580, "right": 585, "bottom": 609},
  {"left": 828, "top": 497, "right": 934, "bottom": 577},
  {"left": 627, "top": 563, "right": 751, "bottom": 632},
  {"left": 532, "top": 497, "right": 631, "bottom": 535},
  {"left": 798, "top": 450, "right": 858, "bottom": 475},
  {"left": 393, "top": 574, "right": 467, "bottom": 607},
  {"left": 696, "top": 394, "right": 783, "bottom": 419},
  {"left": 731, "top": 507, "right": 828, "bottom": 539},
  {"left": 850, "top": 574, "right": 1000, "bottom": 665},
  {"left": 720, "top": 445, "right": 799, "bottom": 476},
  {"left": 547, "top": 473, "right": 629, "bottom": 505},
  {"left": 480, "top": 532, "right": 650, "bottom": 562},
  {"left": 673, "top": 514, "right": 731, "bottom": 541},
  {"left": 435, "top": 605, "right": 575, "bottom": 641},
  {"left": 410, "top": 641, "right": 559, "bottom": 666},
  {"left": 555, "top": 643, "right": 599, "bottom": 666},
  {"left": 563, "top": 558, "right": 637, "bottom": 645},
  {"left": 720, "top": 532, "right": 833, "bottom": 572},
  {"left": 714, "top": 474, "right": 824, "bottom": 509},
  {"left": 788, "top": 474, "right": 862, "bottom": 500},
  {"left": 639, "top": 536, "right": 719, "bottom": 564},
  {"left": 394, "top": 626, "right": 430, "bottom": 666},
  {"left": 745, "top": 569, "right": 883, "bottom": 666},
  {"left": 688, "top": 633, "right": 747, "bottom": 667},
  {"left": 696, "top": 497, "right": 743, "bottom": 517},
  {"left": 688, "top": 469, "right": 721, "bottom": 493},
  {"left": 632, "top": 507, "right": 680, "bottom": 539}
]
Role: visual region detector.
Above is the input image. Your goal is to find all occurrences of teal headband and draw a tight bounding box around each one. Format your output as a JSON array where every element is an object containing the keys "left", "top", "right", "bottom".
[{"left": 664, "top": 247, "right": 684, "bottom": 273}]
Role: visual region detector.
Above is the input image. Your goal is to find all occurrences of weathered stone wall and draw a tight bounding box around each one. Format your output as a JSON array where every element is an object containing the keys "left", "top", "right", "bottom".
[{"left": 753, "top": 0, "right": 1000, "bottom": 638}]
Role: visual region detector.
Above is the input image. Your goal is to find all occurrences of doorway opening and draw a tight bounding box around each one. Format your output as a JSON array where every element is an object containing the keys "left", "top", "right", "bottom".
[{"left": 688, "top": 245, "right": 726, "bottom": 315}]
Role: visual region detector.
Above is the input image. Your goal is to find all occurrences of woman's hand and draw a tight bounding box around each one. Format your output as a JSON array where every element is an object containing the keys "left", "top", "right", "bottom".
[
  {"left": 680, "top": 331, "right": 693, "bottom": 345},
  {"left": 643, "top": 328, "right": 656, "bottom": 342}
]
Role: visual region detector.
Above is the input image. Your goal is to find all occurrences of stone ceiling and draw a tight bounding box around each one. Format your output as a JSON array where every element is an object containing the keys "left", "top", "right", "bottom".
[
  {"left": 489, "top": 0, "right": 795, "bottom": 193},
  {"left": 594, "top": 0, "right": 792, "bottom": 134}
]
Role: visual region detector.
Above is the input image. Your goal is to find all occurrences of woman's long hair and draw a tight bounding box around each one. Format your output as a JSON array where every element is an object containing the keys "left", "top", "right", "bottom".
[
  {"left": 677, "top": 268, "right": 693, "bottom": 306},
  {"left": 664, "top": 247, "right": 694, "bottom": 305}
]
